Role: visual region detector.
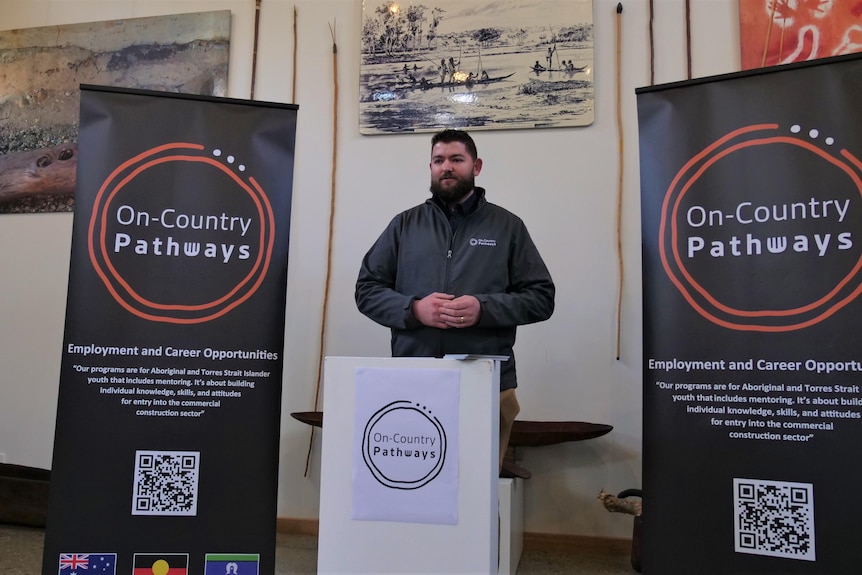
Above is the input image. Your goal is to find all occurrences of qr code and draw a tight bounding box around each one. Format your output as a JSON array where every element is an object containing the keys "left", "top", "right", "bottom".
[
  {"left": 734, "top": 478, "right": 815, "bottom": 561},
  {"left": 132, "top": 450, "right": 200, "bottom": 516}
]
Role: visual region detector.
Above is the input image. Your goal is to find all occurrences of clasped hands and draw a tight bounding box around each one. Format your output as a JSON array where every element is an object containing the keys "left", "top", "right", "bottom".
[{"left": 411, "top": 292, "right": 480, "bottom": 329}]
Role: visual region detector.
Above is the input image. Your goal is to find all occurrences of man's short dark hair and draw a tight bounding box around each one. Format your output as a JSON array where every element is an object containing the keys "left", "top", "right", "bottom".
[{"left": 431, "top": 129, "right": 478, "bottom": 160}]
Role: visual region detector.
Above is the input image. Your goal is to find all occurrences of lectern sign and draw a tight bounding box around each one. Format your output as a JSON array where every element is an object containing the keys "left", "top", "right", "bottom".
[
  {"left": 361, "top": 399, "right": 448, "bottom": 490},
  {"left": 352, "top": 367, "right": 460, "bottom": 524}
]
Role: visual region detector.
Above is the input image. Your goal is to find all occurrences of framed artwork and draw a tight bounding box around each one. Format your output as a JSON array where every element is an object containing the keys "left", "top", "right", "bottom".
[
  {"left": 740, "top": 0, "right": 862, "bottom": 70},
  {"left": 360, "top": 0, "right": 594, "bottom": 135},
  {"left": 0, "top": 11, "right": 230, "bottom": 214}
]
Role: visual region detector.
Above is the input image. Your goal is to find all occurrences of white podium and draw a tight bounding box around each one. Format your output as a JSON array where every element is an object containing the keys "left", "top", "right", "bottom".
[{"left": 318, "top": 356, "right": 501, "bottom": 574}]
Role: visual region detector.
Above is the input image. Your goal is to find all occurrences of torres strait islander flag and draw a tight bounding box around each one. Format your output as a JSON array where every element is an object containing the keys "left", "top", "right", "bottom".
[
  {"left": 59, "top": 553, "right": 117, "bottom": 574},
  {"left": 132, "top": 554, "right": 188, "bottom": 575},
  {"left": 204, "top": 553, "right": 260, "bottom": 574}
]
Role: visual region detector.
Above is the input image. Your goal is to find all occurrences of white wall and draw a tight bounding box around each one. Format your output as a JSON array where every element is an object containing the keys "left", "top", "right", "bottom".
[{"left": 0, "top": 0, "right": 739, "bottom": 539}]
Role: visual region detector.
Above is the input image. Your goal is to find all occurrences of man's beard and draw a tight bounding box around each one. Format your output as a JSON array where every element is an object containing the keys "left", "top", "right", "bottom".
[{"left": 430, "top": 175, "right": 474, "bottom": 204}]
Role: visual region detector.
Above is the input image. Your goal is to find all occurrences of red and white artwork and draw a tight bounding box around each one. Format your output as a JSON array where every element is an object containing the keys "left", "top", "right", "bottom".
[{"left": 740, "top": 0, "right": 862, "bottom": 69}]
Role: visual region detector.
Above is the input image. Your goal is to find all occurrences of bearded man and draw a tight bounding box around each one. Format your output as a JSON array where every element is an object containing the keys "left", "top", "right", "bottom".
[{"left": 355, "top": 128, "right": 555, "bottom": 472}]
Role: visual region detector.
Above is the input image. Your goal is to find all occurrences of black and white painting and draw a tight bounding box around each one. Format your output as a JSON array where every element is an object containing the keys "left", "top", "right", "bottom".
[{"left": 360, "top": 0, "right": 594, "bottom": 135}]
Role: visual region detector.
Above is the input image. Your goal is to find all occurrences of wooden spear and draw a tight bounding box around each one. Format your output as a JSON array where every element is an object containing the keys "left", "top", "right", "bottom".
[
  {"left": 649, "top": 0, "right": 655, "bottom": 84},
  {"left": 761, "top": 0, "right": 777, "bottom": 67},
  {"left": 250, "top": 0, "right": 262, "bottom": 99},
  {"left": 292, "top": 5, "right": 298, "bottom": 103},
  {"left": 305, "top": 20, "right": 339, "bottom": 477},
  {"left": 685, "top": 0, "right": 692, "bottom": 78},
  {"left": 615, "top": 2, "right": 624, "bottom": 361}
]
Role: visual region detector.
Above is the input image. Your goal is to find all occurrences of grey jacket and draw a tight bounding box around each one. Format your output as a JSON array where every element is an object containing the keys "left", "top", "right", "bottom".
[{"left": 355, "top": 188, "right": 555, "bottom": 390}]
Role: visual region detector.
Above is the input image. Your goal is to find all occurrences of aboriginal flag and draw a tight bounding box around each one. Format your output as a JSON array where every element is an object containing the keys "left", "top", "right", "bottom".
[{"left": 132, "top": 554, "right": 188, "bottom": 575}]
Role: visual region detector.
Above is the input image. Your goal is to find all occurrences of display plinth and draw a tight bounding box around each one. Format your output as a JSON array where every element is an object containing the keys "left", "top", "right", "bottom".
[
  {"left": 498, "top": 477, "right": 524, "bottom": 575},
  {"left": 318, "top": 356, "right": 500, "bottom": 574}
]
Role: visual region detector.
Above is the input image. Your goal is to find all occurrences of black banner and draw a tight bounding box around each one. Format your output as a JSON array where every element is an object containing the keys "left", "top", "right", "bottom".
[
  {"left": 638, "top": 54, "right": 862, "bottom": 574},
  {"left": 43, "top": 86, "right": 297, "bottom": 575}
]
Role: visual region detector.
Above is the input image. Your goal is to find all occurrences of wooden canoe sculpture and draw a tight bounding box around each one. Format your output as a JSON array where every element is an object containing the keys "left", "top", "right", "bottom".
[
  {"left": 290, "top": 411, "right": 613, "bottom": 479},
  {"left": 0, "top": 143, "right": 78, "bottom": 205}
]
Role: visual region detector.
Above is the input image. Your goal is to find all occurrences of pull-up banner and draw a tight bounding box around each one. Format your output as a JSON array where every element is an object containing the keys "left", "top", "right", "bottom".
[
  {"left": 637, "top": 53, "right": 862, "bottom": 574},
  {"left": 43, "top": 85, "right": 297, "bottom": 575}
]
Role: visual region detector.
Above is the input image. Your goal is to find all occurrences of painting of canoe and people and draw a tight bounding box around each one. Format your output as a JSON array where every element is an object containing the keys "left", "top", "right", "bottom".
[{"left": 360, "top": 0, "right": 594, "bottom": 134}]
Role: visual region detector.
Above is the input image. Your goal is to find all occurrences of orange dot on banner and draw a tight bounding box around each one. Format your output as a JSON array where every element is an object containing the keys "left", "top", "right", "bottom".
[{"left": 151, "top": 560, "right": 169, "bottom": 575}]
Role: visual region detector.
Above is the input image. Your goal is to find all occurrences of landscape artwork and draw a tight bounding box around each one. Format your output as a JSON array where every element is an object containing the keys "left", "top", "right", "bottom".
[
  {"left": 360, "top": 0, "right": 594, "bottom": 135},
  {"left": 739, "top": 0, "right": 862, "bottom": 69},
  {"left": 0, "top": 11, "right": 230, "bottom": 213}
]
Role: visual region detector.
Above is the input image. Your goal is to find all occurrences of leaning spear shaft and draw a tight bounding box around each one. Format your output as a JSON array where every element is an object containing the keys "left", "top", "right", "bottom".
[
  {"left": 250, "top": 0, "right": 262, "bottom": 99},
  {"left": 685, "top": 0, "right": 692, "bottom": 79},
  {"left": 305, "top": 20, "right": 339, "bottom": 477},
  {"left": 649, "top": 0, "right": 655, "bottom": 84},
  {"left": 615, "top": 2, "right": 624, "bottom": 361},
  {"left": 292, "top": 5, "right": 298, "bottom": 103}
]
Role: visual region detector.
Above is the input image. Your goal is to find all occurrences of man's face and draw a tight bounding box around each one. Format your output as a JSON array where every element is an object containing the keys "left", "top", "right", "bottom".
[{"left": 429, "top": 141, "right": 483, "bottom": 203}]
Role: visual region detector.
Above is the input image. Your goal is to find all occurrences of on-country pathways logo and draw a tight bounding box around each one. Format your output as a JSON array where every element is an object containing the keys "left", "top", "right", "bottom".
[
  {"left": 361, "top": 400, "right": 447, "bottom": 490},
  {"left": 660, "top": 122, "right": 862, "bottom": 332},
  {"left": 87, "top": 142, "right": 276, "bottom": 324}
]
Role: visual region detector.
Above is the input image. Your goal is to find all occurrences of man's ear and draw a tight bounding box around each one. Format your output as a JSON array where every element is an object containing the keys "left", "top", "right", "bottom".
[{"left": 473, "top": 158, "right": 483, "bottom": 176}]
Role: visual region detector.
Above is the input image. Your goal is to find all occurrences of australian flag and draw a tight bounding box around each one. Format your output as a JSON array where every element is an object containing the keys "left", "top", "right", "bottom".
[{"left": 58, "top": 553, "right": 117, "bottom": 574}]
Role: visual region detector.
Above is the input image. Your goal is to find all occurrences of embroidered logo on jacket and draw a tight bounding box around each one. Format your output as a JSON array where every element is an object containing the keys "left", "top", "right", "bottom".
[{"left": 469, "top": 238, "right": 497, "bottom": 246}]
